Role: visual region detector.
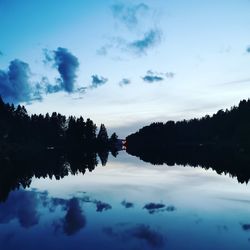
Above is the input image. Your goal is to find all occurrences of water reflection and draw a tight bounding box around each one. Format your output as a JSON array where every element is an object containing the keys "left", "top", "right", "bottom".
[
  {"left": 0, "top": 189, "right": 40, "bottom": 228},
  {"left": 127, "top": 145, "right": 250, "bottom": 184},
  {"left": 1, "top": 145, "right": 250, "bottom": 202},
  {"left": 0, "top": 149, "right": 104, "bottom": 201},
  {"left": 1, "top": 149, "right": 250, "bottom": 249}
]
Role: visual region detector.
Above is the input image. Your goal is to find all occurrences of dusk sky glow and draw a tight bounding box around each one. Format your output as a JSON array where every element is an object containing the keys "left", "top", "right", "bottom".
[{"left": 1, "top": 0, "right": 250, "bottom": 137}]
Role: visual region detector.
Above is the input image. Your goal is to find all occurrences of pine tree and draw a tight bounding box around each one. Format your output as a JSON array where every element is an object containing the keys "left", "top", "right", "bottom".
[{"left": 97, "top": 124, "right": 108, "bottom": 144}]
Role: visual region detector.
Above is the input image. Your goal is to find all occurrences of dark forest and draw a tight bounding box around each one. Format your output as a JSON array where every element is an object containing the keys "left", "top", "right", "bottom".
[{"left": 126, "top": 99, "right": 250, "bottom": 184}]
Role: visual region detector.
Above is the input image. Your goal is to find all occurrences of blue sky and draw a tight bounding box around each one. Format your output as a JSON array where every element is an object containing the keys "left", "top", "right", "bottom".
[{"left": 1, "top": 0, "right": 250, "bottom": 137}]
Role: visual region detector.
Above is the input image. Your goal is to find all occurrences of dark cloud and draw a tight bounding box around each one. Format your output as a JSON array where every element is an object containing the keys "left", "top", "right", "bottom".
[
  {"left": 66, "top": 194, "right": 112, "bottom": 213},
  {"left": 0, "top": 59, "right": 33, "bottom": 103},
  {"left": 143, "top": 202, "right": 176, "bottom": 214},
  {"left": 95, "top": 200, "right": 112, "bottom": 212},
  {"left": 119, "top": 78, "right": 131, "bottom": 87},
  {"left": 51, "top": 198, "right": 86, "bottom": 236},
  {"left": 142, "top": 75, "right": 164, "bottom": 83},
  {"left": 90, "top": 75, "right": 108, "bottom": 88},
  {"left": 49, "top": 197, "right": 68, "bottom": 212},
  {"left": 0, "top": 190, "right": 40, "bottom": 228},
  {"left": 242, "top": 224, "right": 250, "bottom": 231},
  {"left": 166, "top": 205, "right": 176, "bottom": 212},
  {"left": 129, "top": 29, "right": 162, "bottom": 55},
  {"left": 128, "top": 224, "right": 164, "bottom": 248},
  {"left": 62, "top": 198, "right": 86, "bottom": 236},
  {"left": 53, "top": 48, "right": 79, "bottom": 93},
  {"left": 121, "top": 200, "right": 134, "bottom": 208},
  {"left": 76, "top": 195, "right": 112, "bottom": 213},
  {"left": 0, "top": 47, "right": 80, "bottom": 104},
  {"left": 143, "top": 203, "right": 165, "bottom": 214},
  {"left": 44, "top": 47, "right": 79, "bottom": 93},
  {"left": 0, "top": 51, "right": 3, "bottom": 56},
  {"left": 246, "top": 46, "right": 250, "bottom": 53},
  {"left": 42, "top": 195, "right": 89, "bottom": 236},
  {"left": 142, "top": 70, "right": 174, "bottom": 83},
  {"left": 111, "top": 3, "right": 149, "bottom": 28}
]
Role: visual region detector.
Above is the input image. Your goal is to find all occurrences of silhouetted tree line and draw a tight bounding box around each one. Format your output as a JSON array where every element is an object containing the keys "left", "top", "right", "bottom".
[
  {"left": 127, "top": 145, "right": 250, "bottom": 184},
  {"left": 0, "top": 96, "right": 121, "bottom": 201},
  {"left": 126, "top": 99, "right": 250, "bottom": 183},
  {"left": 127, "top": 99, "right": 250, "bottom": 150},
  {"left": 0, "top": 143, "right": 122, "bottom": 202},
  {"left": 0, "top": 148, "right": 101, "bottom": 202},
  {"left": 0, "top": 96, "right": 118, "bottom": 151}
]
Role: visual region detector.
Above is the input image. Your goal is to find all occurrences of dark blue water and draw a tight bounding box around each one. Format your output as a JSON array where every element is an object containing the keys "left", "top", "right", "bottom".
[{"left": 0, "top": 151, "right": 250, "bottom": 250}]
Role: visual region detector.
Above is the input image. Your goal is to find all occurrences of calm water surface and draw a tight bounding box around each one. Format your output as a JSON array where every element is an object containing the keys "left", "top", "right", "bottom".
[{"left": 0, "top": 151, "right": 250, "bottom": 250}]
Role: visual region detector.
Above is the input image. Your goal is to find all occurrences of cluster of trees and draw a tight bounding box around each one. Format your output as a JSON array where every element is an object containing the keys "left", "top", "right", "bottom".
[
  {"left": 0, "top": 96, "right": 121, "bottom": 202},
  {"left": 0, "top": 96, "right": 118, "bottom": 150},
  {"left": 127, "top": 144, "right": 250, "bottom": 184},
  {"left": 126, "top": 99, "right": 250, "bottom": 184},
  {"left": 126, "top": 99, "right": 250, "bottom": 151},
  {"left": 0, "top": 149, "right": 102, "bottom": 202}
]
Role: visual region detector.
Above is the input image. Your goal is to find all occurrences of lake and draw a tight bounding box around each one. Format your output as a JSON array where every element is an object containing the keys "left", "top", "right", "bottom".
[{"left": 0, "top": 150, "right": 250, "bottom": 250}]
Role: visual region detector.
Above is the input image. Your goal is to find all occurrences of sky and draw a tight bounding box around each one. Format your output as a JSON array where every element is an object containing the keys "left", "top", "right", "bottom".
[{"left": 1, "top": 0, "right": 250, "bottom": 137}]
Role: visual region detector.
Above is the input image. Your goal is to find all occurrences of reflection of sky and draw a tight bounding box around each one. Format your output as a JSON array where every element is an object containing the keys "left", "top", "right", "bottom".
[{"left": 1, "top": 152, "right": 250, "bottom": 249}]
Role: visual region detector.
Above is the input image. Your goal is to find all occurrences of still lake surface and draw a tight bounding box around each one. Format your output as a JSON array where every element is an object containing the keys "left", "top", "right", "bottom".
[{"left": 0, "top": 151, "right": 250, "bottom": 250}]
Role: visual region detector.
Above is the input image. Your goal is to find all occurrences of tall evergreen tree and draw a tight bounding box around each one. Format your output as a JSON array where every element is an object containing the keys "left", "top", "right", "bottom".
[{"left": 97, "top": 124, "right": 108, "bottom": 144}]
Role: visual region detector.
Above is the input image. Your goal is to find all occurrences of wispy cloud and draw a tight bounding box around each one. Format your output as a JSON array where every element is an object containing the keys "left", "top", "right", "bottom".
[
  {"left": 121, "top": 200, "right": 134, "bottom": 208},
  {"left": 219, "top": 78, "right": 250, "bottom": 86},
  {"left": 142, "top": 70, "right": 174, "bottom": 83},
  {"left": 90, "top": 75, "right": 108, "bottom": 88},
  {"left": 98, "top": 29, "right": 162, "bottom": 57},
  {"left": 119, "top": 78, "right": 131, "bottom": 87},
  {"left": 111, "top": 2, "right": 149, "bottom": 29},
  {"left": 96, "top": 45, "right": 110, "bottom": 56},
  {"left": 38, "top": 76, "right": 64, "bottom": 94},
  {"left": 98, "top": 3, "right": 162, "bottom": 57},
  {"left": 129, "top": 29, "right": 162, "bottom": 55}
]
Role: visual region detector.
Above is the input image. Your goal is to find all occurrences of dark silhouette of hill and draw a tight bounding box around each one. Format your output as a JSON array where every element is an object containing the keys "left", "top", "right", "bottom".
[{"left": 126, "top": 99, "right": 250, "bottom": 183}]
